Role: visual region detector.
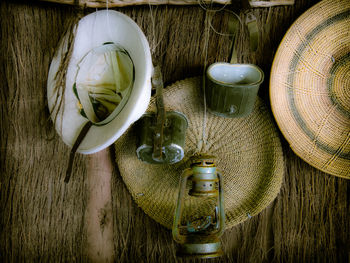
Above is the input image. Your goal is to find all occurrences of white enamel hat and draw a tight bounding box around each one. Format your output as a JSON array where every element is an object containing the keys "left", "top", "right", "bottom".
[{"left": 47, "top": 10, "right": 152, "bottom": 154}]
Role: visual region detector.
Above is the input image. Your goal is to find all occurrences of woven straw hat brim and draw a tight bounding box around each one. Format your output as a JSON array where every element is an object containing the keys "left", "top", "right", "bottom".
[
  {"left": 115, "top": 77, "right": 284, "bottom": 229},
  {"left": 270, "top": 0, "right": 350, "bottom": 178}
]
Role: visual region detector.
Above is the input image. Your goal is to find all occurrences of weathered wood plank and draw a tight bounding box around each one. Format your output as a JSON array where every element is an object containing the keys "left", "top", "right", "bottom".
[
  {"left": 249, "top": 0, "right": 294, "bottom": 7},
  {"left": 38, "top": 0, "right": 230, "bottom": 7},
  {"left": 37, "top": 0, "right": 294, "bottom": 7}
]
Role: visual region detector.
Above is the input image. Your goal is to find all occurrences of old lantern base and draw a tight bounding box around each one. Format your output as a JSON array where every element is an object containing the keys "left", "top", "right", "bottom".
[{"left": 177, "top": 241, "right": 223, "bottom": 259}]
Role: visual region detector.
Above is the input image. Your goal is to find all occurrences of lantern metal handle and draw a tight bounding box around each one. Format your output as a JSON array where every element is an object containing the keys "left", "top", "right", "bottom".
[
  {"left": 172, "top": 168, "right": 193, "bottom": 243},
  {"left": 216, "top": 171, "right": 225, "bottom": 237}
]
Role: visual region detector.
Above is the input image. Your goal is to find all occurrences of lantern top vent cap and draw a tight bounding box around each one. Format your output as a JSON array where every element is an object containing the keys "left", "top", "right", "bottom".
[{"left": 190, "top": 155, "right": 216, "bottom": 167}]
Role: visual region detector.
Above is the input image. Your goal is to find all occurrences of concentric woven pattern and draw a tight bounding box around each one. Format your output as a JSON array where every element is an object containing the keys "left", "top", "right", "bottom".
[
  {"left": 270, "top": 0, "right": 350, "bottom": 178},
  {"left": 115, "top": 77, "right": 284, "bottom": 229}
]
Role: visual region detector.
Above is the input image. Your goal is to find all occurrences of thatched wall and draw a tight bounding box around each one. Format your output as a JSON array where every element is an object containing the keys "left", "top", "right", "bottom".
[{"left": 0, "top": 0, "right": 349, "bottom": 262}]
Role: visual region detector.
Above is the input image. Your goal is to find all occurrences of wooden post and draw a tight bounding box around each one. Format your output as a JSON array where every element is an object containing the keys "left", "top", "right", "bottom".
[{"left": 86, "top": 149, "right": 114, "bottom": 262}]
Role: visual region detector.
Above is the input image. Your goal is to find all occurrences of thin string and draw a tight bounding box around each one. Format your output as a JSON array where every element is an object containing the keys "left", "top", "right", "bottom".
[
  {"left": 148, "top": 2, "right": 168, "bottom": 60},
  {"left": 197, "top": 1, "right": 241, "bottom": 153},
  {"left": 197, "top": 0, "right": 229, "bottom": 13},
  {"left": 199, "top": 4, "right": 215, "bottom": 152},
  {"left": 92, "top": 10, "right": 97, "bottom": 49},
  {"left": 148, "top": 3, "right": 157, "bottom": 55},
  {"left": 52, "top": 11, "right": 82, "bottom": 140},
  {"left": 106, "top": 0, "right": 112, "bottom": 41},
  {"left": 209, "top": 10, "right": 243, "bottom": 37}
]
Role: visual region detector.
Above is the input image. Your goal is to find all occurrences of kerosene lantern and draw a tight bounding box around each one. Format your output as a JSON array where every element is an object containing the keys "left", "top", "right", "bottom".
[{"left": 172, "top": 155, "right": 225, "bottom": 258}]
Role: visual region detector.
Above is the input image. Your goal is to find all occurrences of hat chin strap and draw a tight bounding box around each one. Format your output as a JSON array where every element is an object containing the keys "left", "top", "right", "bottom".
[{"left": 64, "top": 121, "right": 93, "bottom": 183}]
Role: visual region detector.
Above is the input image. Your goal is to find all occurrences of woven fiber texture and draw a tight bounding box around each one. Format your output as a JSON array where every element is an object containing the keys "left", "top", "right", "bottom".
[
  {"left": 115, "top": 77, "right": 284, "bottom": 229},
  {"left": 270, "top": 0, "right": 350, "bottom": 178}
]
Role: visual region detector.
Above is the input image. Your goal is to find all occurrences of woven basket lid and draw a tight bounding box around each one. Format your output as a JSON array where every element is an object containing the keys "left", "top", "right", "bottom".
[
  {"left": 270, "top": 0, "right": 350, "bottom": 178},
  {"left": 115, "top": 77, "right": 283, "bottom": 229}
]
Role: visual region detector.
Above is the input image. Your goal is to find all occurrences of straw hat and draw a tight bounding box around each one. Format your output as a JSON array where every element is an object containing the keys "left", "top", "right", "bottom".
[
  {"left": 115, "top": 77, "right": 284, "bottom": 229},
  {"left": 47, "top": 10, "right": 152, "bottom": 154},
  {"left": 270, "top": 0, "right": 350, "bottom": 178}
]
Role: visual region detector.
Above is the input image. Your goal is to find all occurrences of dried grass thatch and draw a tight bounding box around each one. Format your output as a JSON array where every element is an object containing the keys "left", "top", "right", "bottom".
[
  {"left": 0, "top": 0, "right": 349, "bottom": 262},
  {"left": 0, "top": 2, "right": 88, "bottom": 261}
]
